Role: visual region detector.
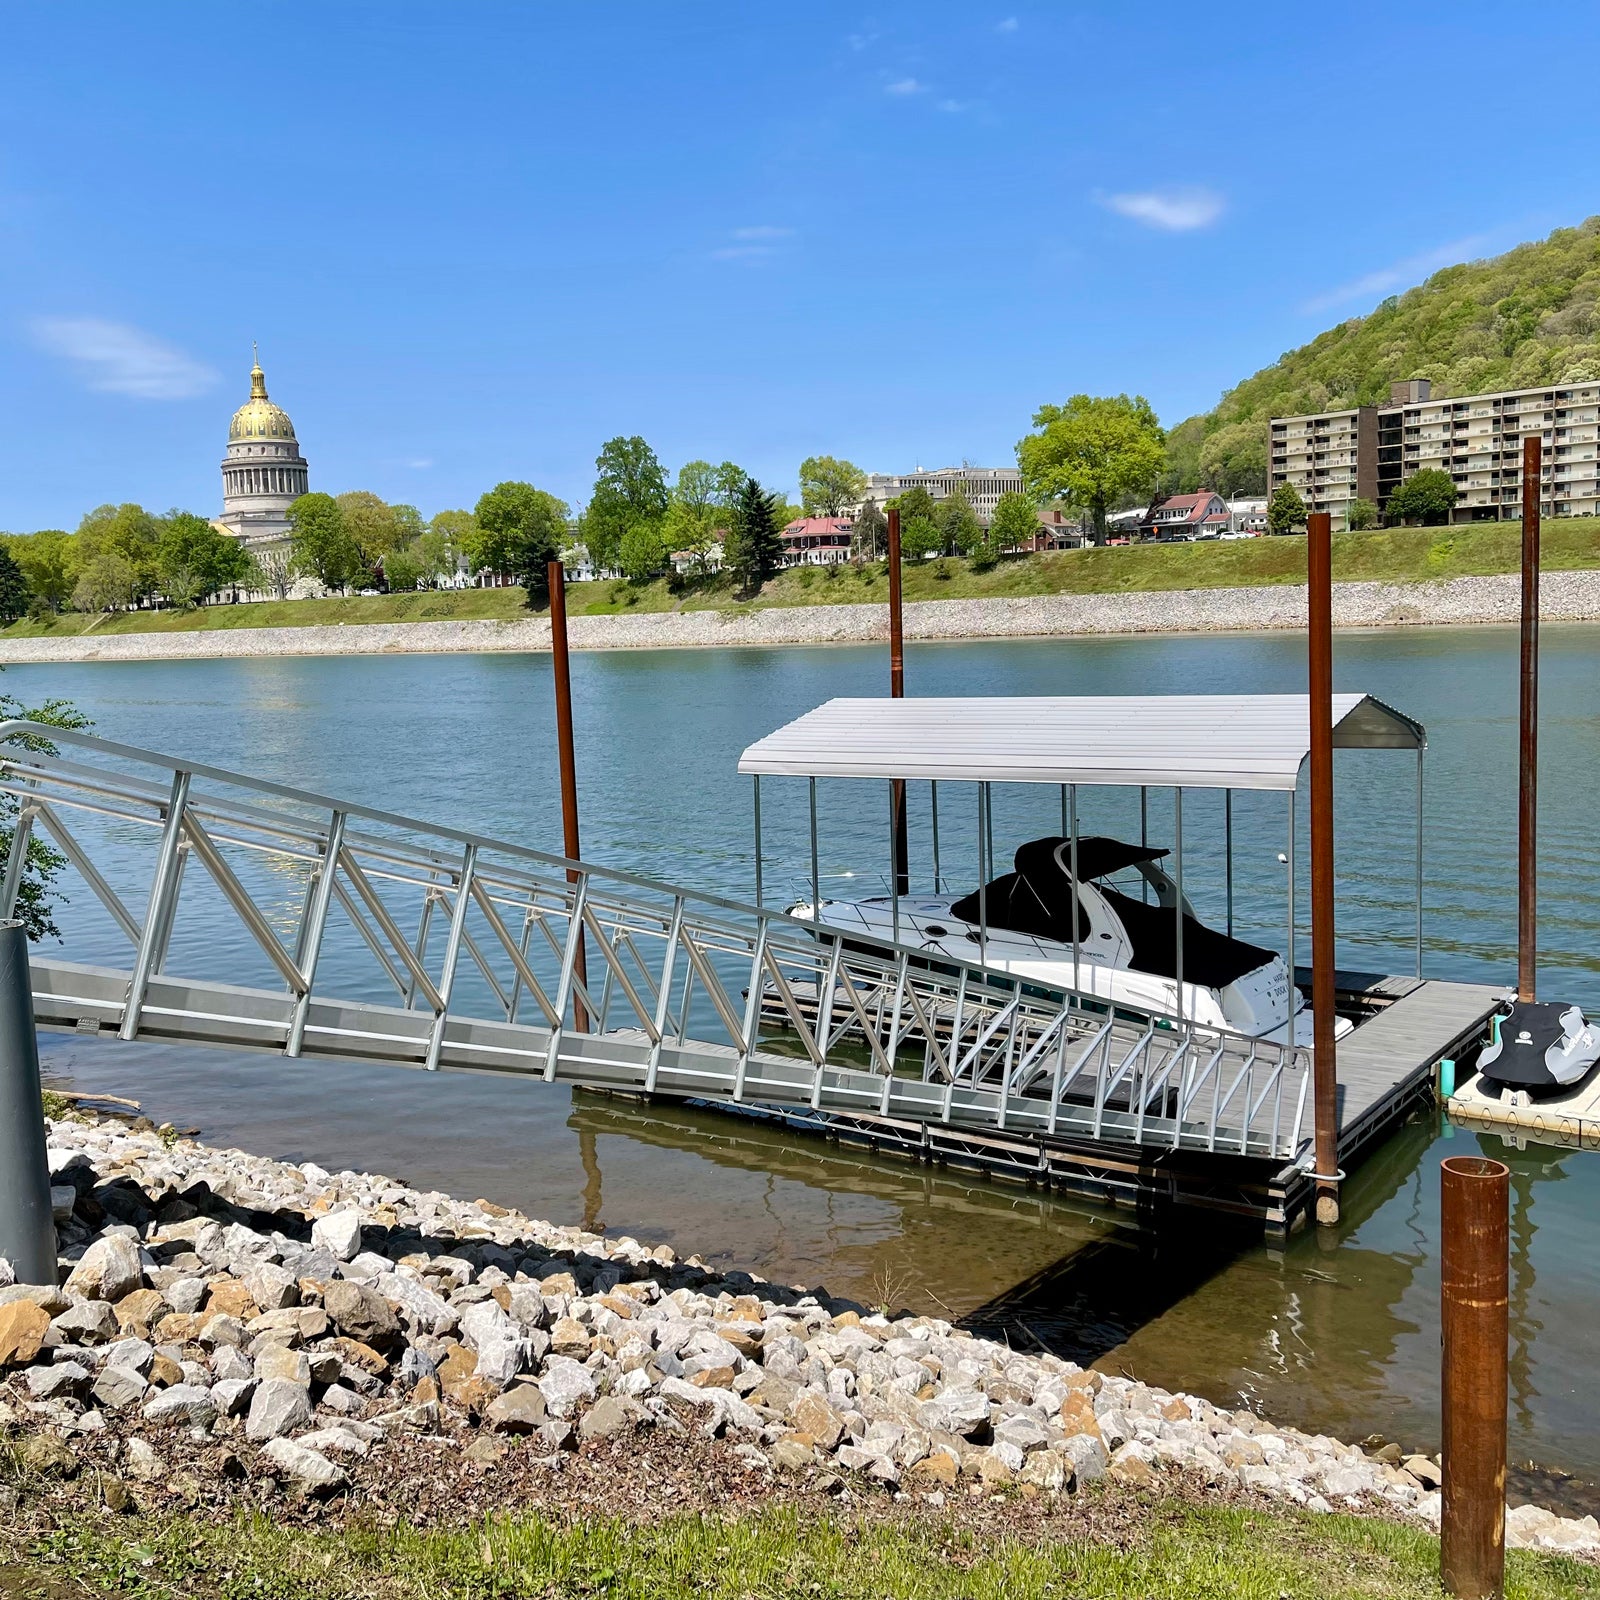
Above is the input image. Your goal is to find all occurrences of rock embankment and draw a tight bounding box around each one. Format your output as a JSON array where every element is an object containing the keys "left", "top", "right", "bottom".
[
  {"left": 2, "top": 569, "right": 1598, "bottom": 665},
  {"left": 1, "top": 1113, "right": 1595, "bottom": 1557}
]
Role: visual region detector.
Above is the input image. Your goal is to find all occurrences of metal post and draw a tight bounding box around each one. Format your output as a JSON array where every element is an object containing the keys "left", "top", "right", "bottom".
[
  {"left": 121, "top": 769, "right": 190, "bottom": 1042},
  {"left": 930, "top": 781, "right": 940, "bottom": 893},
  {"left": 1225, "top": 789, "right": 1234, "bottom": 937},
  {"left": 285, "top": 810, "right": 347, "bottom": 1058},
  {"left": 1415, "top": 747, "right": 1425, "bottom": 979},
  {"left": 1139, "top": 786, "right": 1148, "bottom": 903},
  {"left": 1174, "top": 788, "right": 1184, "bottom": 1022},
  {"left": 1286, "top": 790, "right": 1296, "bottom": 1049},
  {"left": 752, "top": 776, "right": 763, "bottom": 906},
  {"left": 887, "top": 507, "right": 909, "bottom": 897},
  {"left": 1518, "top": 437, "right": 1541, "bottom": 1003},
  {"left": 889, "top": 782, "right": 900, "bottom": 943},
  {"left": 1068, "top": 784, "right": 1080, "bottom": 990},
  {"left": 548, "top": 560, "right": 588, "bottom": 1033},
  {"left": 977, "top": 784, "right": 988, "bottom": 969},
  {"left": 1441, "top": 1155, "right": 1510, "bottom": 1600},
  {"left": 1307, "top": 509, "right": 1340, "bottom": 1227},
  {"left": 808, "top": 777, "right": 820, "bottom": 916},
  {"left": 0, "top": 922, "right": 55, "bottom": 1286}
]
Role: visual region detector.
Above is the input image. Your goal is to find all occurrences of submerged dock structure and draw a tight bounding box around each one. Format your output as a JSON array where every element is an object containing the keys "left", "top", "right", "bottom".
[{"left": 0, "top": 711, "right": 1504, "bottom": 1237}]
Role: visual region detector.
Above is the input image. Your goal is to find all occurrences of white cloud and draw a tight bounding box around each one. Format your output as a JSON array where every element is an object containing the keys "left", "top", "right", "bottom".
[
  {"left": 30, "top": 316, "right": 219, "bottom": 400},
  {"left": 732, "top": 225, "right": 794, "bottom": 241},
  {"left": 997, "top": 16, "right": 1019, "bottom": 31},
  {"left": 884, "top": 77, "right": 925, "bottom": 95},
  {"left": 709, "top": 245, "right": 778, "bottom": 261},
  {"left": 1299, "top": 234, "right": 1491, "bottom": 314},
  {"left": 937, "top": 98, "right": 971, "bottom": 113},
  {"left": 408, "top": 458, "right": 434, "bottom": 470},
  {"left": 1099, "top": 187, "right": 1225, "bottom": 232}
]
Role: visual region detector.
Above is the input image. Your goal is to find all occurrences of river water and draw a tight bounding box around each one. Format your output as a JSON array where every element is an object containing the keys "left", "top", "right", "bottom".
[{"left": 10, "top": 626, "right": 1600, "bottom": 1500}]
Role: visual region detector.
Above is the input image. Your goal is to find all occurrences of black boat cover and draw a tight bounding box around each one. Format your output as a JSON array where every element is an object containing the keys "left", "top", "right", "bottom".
[{"left": 949, "top": 835, "right": 1278, "bottom": 988}]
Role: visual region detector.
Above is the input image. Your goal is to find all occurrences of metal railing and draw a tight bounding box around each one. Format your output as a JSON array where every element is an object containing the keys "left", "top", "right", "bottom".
[{"left": 0, "top": 723, "right": 1312, "bottom": 1159}]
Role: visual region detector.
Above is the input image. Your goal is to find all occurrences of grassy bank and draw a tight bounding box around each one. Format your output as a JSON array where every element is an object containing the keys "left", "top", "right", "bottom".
[
  {"left": 4, "top": 519, "right": 1599, "bottom": 641},
  {"left": 15, "top": 1500, "right": 1595, "bottom": 1600}
]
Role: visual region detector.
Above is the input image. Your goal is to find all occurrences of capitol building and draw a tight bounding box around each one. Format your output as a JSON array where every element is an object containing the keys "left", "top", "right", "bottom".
[{"left": 215, "top": 350, "right": 309, "bottom": 552}]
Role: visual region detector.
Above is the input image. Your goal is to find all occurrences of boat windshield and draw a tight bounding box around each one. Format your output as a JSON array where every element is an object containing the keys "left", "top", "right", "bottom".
[{"left": 949, "top": 835, "right": 1278, "bottom": 986}]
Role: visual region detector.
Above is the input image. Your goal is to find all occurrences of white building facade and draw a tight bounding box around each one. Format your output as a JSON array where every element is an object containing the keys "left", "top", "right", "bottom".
[
  {"left": 857, "top": 465, "right": 1024, "bottom": 526},
  {"left": 216, "top": 354, "right": 309, "bottom": 553}
]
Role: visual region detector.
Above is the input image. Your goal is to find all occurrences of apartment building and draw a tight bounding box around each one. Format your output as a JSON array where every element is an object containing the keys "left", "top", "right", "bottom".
[
  {"left": 1269, "top": 377, "right": 1600, "bottom": 527},
  {"left": 858, "top": 465, "right": 1024, "bottom": 525}
]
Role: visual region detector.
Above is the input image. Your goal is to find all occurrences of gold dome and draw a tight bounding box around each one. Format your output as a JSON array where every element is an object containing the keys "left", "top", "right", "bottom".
[{"left": 228, "top": 355, "right": 297, "bottom": 442}]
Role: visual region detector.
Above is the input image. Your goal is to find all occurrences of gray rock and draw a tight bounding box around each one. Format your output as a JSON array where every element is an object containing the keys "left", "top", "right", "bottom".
[
  {"left": 375, "top": 1272, "right": 455, "bottom": 1337},
  {"left": 578, "top": 1395, "right": 638, "bottom": 1442},
  {"left": 25, "top": 1361, "right": 90, "bottom": 1400},
  {"left": 52, "top": 1301, "right": 120, "bottom": 1346},
  {"left": 212, "top": 1378, "right": 256, "bottom": 1417},
  {"left": 1059, "top": 1432, "right": 1109, "bottom": 1484},
  {"left": 538, "top": 1356, "right": 598, "bottom": 1418},
  {"left": 485, "top": 1385, "right": 548, "bottom": 1433},
  {"left": 64, "top": 1235, "right": 144, "bottom": 1302},
  {"left": 101, "top": 1338, "right": 155, "bottom": 1376},
  {"left": 91, "top": 1364, "right": 148, "bottom": 1410},
  {"left": 260, "top": 1437, "right": 348, "bottom": 1494},
  {"left": 298, "top": 1425, "right": 369, "bottom": 1458},
  {"left": 254, "top": 1345, "right": 311, "bottom": 1387},
  {"left": 166, "top": 1277, "right": 208, "bottom": 1315},
  {"left": 311, "top": 1210, "right": 362, "bottom": 1263},
  {"left": 50, "top": 1185, "right": 76, "bottom": 1223},
  {"left": 142, "top": 1385, "right": 216, "bottom": 1426},
  {"left": 210, "top": 1345, "right": 254, "bottom": 1382},
  {"left": 246, "top": 1377, "right": 314, "bottom": 1441},
  {"left": 123, "top": 1438, "right": 165, "bottom": 1480},
  {"left": 320, "top": 1383, "right": 362, "bottom": 1415},
  {"left": 324, "top": 1279, "right": 402, "bottom": 1347},
  {"left": 993, "top": 1412, "right": 1052, "bottom": 1454},
  {"left": 241, "top": 1263, "right": 298, "bottom": 1312}
]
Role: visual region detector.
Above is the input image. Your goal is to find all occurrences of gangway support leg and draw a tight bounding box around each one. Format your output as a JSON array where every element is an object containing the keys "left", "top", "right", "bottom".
[{"left": 0, "top": 922, "right": 56, "bottom": 1285}]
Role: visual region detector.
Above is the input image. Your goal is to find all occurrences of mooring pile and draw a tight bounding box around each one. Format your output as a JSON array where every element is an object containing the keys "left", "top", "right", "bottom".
[{"left": 0, "top": 1114, "right": 1594, "bottom": 1557}]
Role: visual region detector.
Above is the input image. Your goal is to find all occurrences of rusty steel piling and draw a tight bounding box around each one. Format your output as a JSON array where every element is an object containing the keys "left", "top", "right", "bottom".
[
  {"left": 1518, "top": 437, "right": 1541, "bottom": 1003},
  {"left": 1440, "top": 1154, "right": 1510, "bottom": 1598},
  {"left": 547, "top": 560, "right": 589, "bottom": 1032}
]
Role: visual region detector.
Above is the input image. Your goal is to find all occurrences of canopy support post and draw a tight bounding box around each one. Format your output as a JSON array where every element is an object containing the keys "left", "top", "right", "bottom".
[
  {"left": 930, "top": 781, "right": 941, "bottom": 893},
  {"left": 1174, "top": 787, "right": 1184, "bottom": 1023},
  {"left": 1140, "top": 786, "right": 1149, "bottom": 903},
  {"left": 752, "top": 775, "right": 763, "bottom": 907},
  {"left": 1069, "top": 784, "right": 1080, "bottom": 992},
  {"left": 1060, "top": 784, "right": 1068, "bottom": 837},
  {"left": 1286, "top": 789, "right": 1296, "bottom": 1050},
  {"left": 978, "top": 783, "right": 989, "bottom": 970},
  {"left": 1225, "top": 788, "right": 1234, "bottom": 937},
  {"left": 889, "top": 781, "right": 900, "bottom": 943},
  {"left": 809, "top": 777, "right": 820, "bottom": 918},
  {"left": 1415, "top": 748, "right": 1424, "bottom": 978}
]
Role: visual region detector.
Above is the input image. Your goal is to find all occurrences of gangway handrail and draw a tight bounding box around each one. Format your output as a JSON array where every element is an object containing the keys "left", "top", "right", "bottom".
[{"left": 0, "top": 721, "right": 1313, "bottom": 1161}]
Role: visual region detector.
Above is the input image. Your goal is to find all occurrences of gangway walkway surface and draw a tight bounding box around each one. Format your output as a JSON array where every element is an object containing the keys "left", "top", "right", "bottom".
[{"left": 0, "top": 724, "right": 1491, "bottom": 1228}]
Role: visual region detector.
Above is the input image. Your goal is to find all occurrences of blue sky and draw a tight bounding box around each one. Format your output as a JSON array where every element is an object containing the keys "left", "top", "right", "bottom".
[{"left": 4, "top": 2, "right": 1599, "bottom": 531}]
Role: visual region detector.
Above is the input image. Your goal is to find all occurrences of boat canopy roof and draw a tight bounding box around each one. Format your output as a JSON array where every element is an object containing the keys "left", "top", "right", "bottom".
[{"left": 737, "top": 693, "right": 1425, "bottom": 792}]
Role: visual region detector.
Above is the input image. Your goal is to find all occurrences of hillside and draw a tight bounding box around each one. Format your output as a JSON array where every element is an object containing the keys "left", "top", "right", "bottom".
[{"left": 1166, "top": 219, "right": 1600, "bottom": 496}]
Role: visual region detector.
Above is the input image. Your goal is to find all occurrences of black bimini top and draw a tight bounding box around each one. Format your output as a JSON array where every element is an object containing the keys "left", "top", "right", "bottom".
[{"left": 949, "top": 835, "right": 1277, "bottom": 989}]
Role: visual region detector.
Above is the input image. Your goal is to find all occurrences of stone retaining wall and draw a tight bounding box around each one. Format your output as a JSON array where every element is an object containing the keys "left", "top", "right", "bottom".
[{"left": 3, "top": 569, "right": 1598, "bottom": 665}]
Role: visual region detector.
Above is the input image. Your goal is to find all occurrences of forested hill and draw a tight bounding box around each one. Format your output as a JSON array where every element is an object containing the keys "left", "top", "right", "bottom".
[{"left": 1165, "top": 218, "right": 1600, "bottom": 496}]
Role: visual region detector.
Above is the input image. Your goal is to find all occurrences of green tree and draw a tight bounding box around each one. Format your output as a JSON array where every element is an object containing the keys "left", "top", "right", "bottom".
[
  {"left": 618, "top": 522, "right": 670, "bottom": 583},
  {"left": 1267, "top": 483, "right": 1308, "bottom": 536},
  {"left": 76, "top": 504, "right": 159, "bottom": 603},
  {"left": 798, "top": 455, "right": 868, "bottom": 516},
  {"left": 888, "top": 486, "right": 938, "bottom": 527},
  {"left": 1386, "top": 468, "right": 1459, "bottom": 526},
  {"left": 1347, "top": 497, "right": 1380, "bottom": 531},
  {"left": 383, "top": 546, "right": 425, "bottom": 591},
  {"left": 7, "top": 531, "right": 76, "bottom": 613},
  {"left": 585, "top": 437, "right": 670, "bottom": 571},
  {"left": 288, "top": 492, "right": 363, "bottom": 592},
  {"left": 989, "top": 491, "right": 1038, "bottom": 553},
  {"left": 0, "top": 547, "right": 30, "bottom": 624},
  {"left": 336, "top": 491, "right": 406, "bottom": 567},
  {"left": 247, "top": 547, "right": 295, "bottom": 601},
  {"left": 936, "top": 488, "right": 983, "bottom": 556},
  {"left": 1018, "top": 394, "right": 1166, "bottom": 544},
  {"left": 473, "top": 481, "right": 570, "bottom": 604},
  {"left": 156, "top": 512, "right": 250, "bottom": 607},
  {"left": 71, "top": 551, "right": 139, "bottom": 613},
  {"left": 723, "top": 476, "right": 785, "bottom": 593},
  {"left": 899, "top": 517, "right": 942, "bottom": 562},
  {"left": 0, "top": 694, "right": 92, "bottom": 941},
  {"left": 662, "top": 498, "right": 718, "bottom": 576},
  {"left": 853, "top": 497, "right": 887, "bottom": 560}
]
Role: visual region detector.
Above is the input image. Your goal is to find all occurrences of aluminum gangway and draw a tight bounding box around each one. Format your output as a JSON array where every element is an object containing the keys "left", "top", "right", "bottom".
[{"left": 0, "top": 723, "right": 1314, "bottom": 1165}]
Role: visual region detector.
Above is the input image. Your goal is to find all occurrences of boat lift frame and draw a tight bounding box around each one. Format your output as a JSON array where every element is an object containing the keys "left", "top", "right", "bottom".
[{"left": 741, "top": 693, "right": 1429, "bottom": 1034}]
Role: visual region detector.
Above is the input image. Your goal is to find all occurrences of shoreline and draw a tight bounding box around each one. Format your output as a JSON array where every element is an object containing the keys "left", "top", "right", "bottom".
[
  {"left": 0, "top": 568, "right": 1597, "bottom": 664},
  {"left": 3, "top": 1109, "right": 1596, "bottom": 1565}
]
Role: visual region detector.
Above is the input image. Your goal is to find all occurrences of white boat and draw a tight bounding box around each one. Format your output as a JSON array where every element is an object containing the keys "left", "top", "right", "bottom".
[{"left": 790, "top": 833, "right": 1347, "bottom": 1046}]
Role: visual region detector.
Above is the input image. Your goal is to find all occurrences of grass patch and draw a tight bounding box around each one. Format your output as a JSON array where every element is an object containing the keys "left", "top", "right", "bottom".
[
  {"left": 17, "top": 1501, "right": 1598, "bottom": 1600},
  {"left": 5, "top": 519, "right": 1599, "bottom": 644}
]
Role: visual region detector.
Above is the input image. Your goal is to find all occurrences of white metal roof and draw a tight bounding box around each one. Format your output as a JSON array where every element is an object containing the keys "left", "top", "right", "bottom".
[{"left": 737, "top": 694, "right": 1424, "bottom": 792}]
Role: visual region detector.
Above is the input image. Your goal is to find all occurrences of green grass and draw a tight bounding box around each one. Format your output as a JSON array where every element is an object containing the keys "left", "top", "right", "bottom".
[
  {"left": 15, "top": 1501, "right": 1598, "bottom": 1600},
  {"left": 5, "top": 519, "right": 1599, "bottom": 642}
]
